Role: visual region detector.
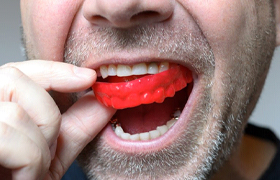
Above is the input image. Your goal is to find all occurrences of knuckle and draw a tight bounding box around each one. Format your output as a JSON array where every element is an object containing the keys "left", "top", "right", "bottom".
[
  {"left": 0, "top": 67, "right": 25, "bottom": 97},
  {"left": 1, "top": 62, "right": 17, "bottom": 68},
  {"left": 22, "top": 139, "right": 52, "bottom": 179},
  {"left": 0, "top": 122, "right": 11, "bottom": 138},
  {"left": 52, "top": 110, "right": 62, "bottom": 130},
  {"left": 29, "top": 144, "right": 51, "bottom": 174},
  {"left": 0, "top": 66, "right": 23, "bottom": 78},
  {"left": 50, "top": 107, "right": 62, "bottom": 125},
  {"left": 40, "top": 109, "right": 62, "bottom": 144},
  {"left": 7, "top": 103, "right": 27, "bottom": 121},
  {"left": 0, "top": 103, "right": 30, "bottom": 125}
]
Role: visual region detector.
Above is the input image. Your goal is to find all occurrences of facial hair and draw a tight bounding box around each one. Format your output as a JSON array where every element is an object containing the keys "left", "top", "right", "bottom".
[
  {"left": 21, "top": 1, "right": 276, "bottom": 178},
  {"left": 64, "top": 23, "right": 219, "bottom": 179},
  {"left": 61, "top": 5, "right": 277, "bottom": 177}
]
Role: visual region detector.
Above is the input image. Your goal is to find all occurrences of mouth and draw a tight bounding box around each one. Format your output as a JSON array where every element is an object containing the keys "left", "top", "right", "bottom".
[{"left": 92, "top": 61, "right": 196, "bottom": 152}]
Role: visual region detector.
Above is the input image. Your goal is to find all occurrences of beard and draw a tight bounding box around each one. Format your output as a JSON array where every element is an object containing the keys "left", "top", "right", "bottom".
[
  {"left": 61, "top": 12, "right": 276, "bottom": 178},
  {"left": 64, "top": 24, "right": 219, "bottom": 179},
  {"left": 22, "top": 2, "right": 276, "bottom": 178}
]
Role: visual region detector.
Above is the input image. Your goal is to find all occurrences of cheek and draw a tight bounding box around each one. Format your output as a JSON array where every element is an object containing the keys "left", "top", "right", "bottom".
[
  {"left": 180, "top": 0, "right": 258, "bottom": 77},
  {"left": 183, "top": 0, "right": 249, "bottom": 51},
  {"left": 179, "top": 0, "right": 258, "bottom": 102},
  {"left": 21, "top": 0, "right": 83, "bottom": 61}
]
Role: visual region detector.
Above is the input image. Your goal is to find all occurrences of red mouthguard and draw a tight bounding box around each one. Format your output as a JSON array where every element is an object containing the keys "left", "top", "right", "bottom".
[{"left": 93, "top": 64, "right": 193, "bottom": 109}]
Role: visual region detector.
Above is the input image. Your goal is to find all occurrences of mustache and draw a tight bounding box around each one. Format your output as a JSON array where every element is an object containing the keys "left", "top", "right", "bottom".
[{"left": 64, "top": 24, "right": 215, "bottom": 74}]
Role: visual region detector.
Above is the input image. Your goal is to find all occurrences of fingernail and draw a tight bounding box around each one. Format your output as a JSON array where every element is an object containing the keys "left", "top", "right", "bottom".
[{"left": 74, "top": 66, "right": 96, "bottom": 79}]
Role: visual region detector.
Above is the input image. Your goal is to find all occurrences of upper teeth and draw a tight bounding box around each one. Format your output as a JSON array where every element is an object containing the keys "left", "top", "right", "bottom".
[{"left": 99, "top": 62, "right": 170, "bottom": 79}]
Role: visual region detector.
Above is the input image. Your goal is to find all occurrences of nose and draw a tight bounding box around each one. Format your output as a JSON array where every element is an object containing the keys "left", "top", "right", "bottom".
[{"left": 82, "top": 0, "right": 175, "bottom": 28}]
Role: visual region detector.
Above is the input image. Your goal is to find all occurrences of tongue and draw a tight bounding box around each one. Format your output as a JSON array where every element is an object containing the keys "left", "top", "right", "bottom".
[{"left": 115, "top": 87, "right": 188, "bottom": 134}]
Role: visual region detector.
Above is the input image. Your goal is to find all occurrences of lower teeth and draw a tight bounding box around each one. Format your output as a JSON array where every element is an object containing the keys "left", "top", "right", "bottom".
[{"left": 112, "top": 109, "right": 181, "bottom": 141}]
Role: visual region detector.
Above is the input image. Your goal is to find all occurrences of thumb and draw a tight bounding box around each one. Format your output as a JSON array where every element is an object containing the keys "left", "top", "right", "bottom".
[{"left": 47, "top": 92, "right": 116, "bottom": 179}]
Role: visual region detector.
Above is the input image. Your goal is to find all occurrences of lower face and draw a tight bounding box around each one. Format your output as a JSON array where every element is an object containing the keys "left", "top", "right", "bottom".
[{"left": 22, "top": 0, "right": 276, "bottom": 179}]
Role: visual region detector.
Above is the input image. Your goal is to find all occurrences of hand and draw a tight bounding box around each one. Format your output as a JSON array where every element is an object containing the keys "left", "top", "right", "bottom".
[{"left": 0, "top": 60, "right": 116, "bottom": 180}]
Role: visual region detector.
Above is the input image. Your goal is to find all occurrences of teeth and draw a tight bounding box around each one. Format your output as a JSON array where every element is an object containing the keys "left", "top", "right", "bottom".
[
  {"left": 149, "top": 130, "right": 161, "bottom": 139},
  {"left": 139, "top": 132, "right": 150, "bottom": 141},
  {"left": 99, "top": 62, "right": 169, "bottom": 79},
  {"left": 117, "top": 65, "right": 132, "bottom": 77},
  {"left": 147, "top": 63, "right": 159, "bottom": 74},
  {"left": 131, "top": 63, "right": 147, "bottom": 75},
  {"left": 166, "top": 119, "right": 176, "bottom": 129},
  {"left": 115, "top": 126, "right": 124, "bottom": 137},
  {"left": 173, "top": 109, "right": 181, "bottom": 119},
  {"left": 100, "top": 66, "right": 108, "bottom": 79},
  {"left": 113, "top": 118, "right": 178, "bottom": 141},
  {"left": 120, "top": 133, "right": 131, "bottom": 140},
  {"left": 130, "top": 134, "right": 140, "bottom": 141},
  {"left": 107, "top": 64, "right": 117, "bottom": 76},
  {"left": 156, "top": 125, "right": 168, "bottom": 135},
  {"left": 159, "top": 62, "right": 169, "bottom": 73}
]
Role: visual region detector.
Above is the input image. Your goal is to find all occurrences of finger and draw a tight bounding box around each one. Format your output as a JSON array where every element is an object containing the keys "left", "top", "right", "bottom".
[
  {"left": 2, "top": 60, "right": 96, "bottom": 92},
  {"left": 0, "top": 122, "right": 50, "bottom": 180},
  {"left": 0, "top": 67, "right": 61, "bottom": 146},
  {"left": 0, "top": 102, "right": 50, "bottom": 159},
  {"left": 47, "top": 92, "right": 116, "bottom": 179}
]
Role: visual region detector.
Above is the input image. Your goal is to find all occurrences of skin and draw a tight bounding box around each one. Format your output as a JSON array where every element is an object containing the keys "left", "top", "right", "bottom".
[{"left": 0, "top": 0, "right": 280, "bottom": 179}]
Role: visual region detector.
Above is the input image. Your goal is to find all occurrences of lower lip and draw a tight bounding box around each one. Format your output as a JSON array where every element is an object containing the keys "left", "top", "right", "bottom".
[
  {"left": 100, "top": 77, "right": 200, "bottom": 154},
  {"left": 101, "top": 120, "right": 185, "bottom": 153}
]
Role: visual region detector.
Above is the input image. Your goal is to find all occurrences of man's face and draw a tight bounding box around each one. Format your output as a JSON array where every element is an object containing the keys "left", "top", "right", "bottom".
[{"left": 21, "top": 0, "right": 276, "bottom": 179}]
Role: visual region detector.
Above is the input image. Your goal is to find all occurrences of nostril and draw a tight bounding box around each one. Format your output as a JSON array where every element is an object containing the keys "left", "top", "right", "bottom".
[
  {"left": 83, "top": 0, "right": 175, "bottom": 27},
  {"left": 92, "top": 15, "right": 107, "bottom": 22},
  {"left": 131, "top": 11, "right": 161, "bottom": 22}
]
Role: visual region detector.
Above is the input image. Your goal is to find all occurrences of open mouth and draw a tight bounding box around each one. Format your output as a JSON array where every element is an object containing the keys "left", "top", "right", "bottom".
[{"left": 93, "top": 62, "right": 194, "bottom": 143}]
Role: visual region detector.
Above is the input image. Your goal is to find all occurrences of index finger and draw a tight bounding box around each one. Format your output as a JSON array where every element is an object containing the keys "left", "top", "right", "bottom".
[
  {"left": 47, "top": 92, "right": 116, "bottom": 179},
  {"left": 3, "top": 60, "right": 96, "bottom": 92}
]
